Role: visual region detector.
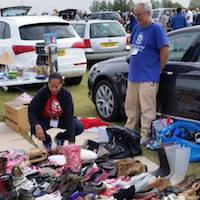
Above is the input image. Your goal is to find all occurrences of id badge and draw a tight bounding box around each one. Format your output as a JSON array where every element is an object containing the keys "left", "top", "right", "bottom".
[
  {"left": 131, "top": 47, "right": 139, "bottom": 56},
  {"left": 50, "top": 119, "right": 59, "bottom": 128}
]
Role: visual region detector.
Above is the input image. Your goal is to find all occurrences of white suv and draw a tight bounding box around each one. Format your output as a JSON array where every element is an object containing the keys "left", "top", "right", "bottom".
[
  {"left": 0, "top": 16, "right": 87, "bottom": 85},
  {"left": 71, "top": 20, "right": 130, "bottom": 61}
]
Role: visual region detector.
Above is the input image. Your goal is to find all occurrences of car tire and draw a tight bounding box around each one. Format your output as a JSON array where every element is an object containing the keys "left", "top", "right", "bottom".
[
  {"left": 65, "top": 76, "right": 83, "bottom": 85},
  {"left": 93, "top": 80, "right": 120, "bottom": 121}
]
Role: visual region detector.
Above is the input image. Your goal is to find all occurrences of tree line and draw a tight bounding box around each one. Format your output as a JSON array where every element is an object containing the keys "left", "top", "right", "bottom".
[{"left": 90, "top": 0, "right": 200, "bottom": 12}]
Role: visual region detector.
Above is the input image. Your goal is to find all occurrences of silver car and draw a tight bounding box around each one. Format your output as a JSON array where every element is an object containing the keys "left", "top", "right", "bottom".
[{"left": 71, "top": 20, "right": 130, "bottom": 61}]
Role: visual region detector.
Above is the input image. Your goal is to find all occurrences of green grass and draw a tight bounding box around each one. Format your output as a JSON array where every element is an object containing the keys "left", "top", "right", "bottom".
[
  {"left": 0, "top": 72, "right": 98, "bottom": 121},
  {"left": 0, "top": 71, "right": 199, "bottom": 174}
]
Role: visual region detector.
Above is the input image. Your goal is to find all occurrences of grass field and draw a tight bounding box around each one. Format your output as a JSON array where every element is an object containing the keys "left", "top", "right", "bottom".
[
  {"left": 0, "top": 72, "right": 98, "bottom": 121},
  {"left": 0, "top": 71, "right": 199, "bottom": 174}
]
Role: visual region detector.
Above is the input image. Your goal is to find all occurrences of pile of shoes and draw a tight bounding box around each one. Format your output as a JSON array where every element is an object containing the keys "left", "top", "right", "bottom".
[
  {"left": 151, "top": 144, "right": 190, "bottom": 186},
  {"left": 0, "top": 130, "right": 199, "bottom": 200}
]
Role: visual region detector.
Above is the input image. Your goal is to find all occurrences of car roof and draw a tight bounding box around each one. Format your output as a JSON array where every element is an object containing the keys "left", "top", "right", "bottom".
[
  {"left": 70, "top": 19, "right": 119, "bottom": 24},
  {"left": 0, "top": 15, "right": 69, "bottom": 26},
  {"left": 153, "top": 8, "right": 174, "bottom": 11},
  {"left": 89, "top": 11, "right": 118, "bottom": 14},
  {"left": 167, "top": 25, "right": 200, "bottom": 35}
]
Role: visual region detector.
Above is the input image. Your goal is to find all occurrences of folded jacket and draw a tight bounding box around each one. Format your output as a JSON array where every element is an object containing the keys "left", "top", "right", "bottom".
[{"left": 116, "top": 159, "right": 147, "bottom": 177}]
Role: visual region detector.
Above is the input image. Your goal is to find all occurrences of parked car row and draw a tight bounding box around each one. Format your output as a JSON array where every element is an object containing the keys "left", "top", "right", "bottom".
[
  {"left": 88, "top": 25, "right": 200, "bottom": 122},
  {"left": 0, "top": 15, "right": 87, "bottom": 85},
  {"left": 0, "top": 12, "right": 130, "bottom": 85},
  {"left": 71, "top": 20, "right": 130, "bottom": 62},
  {"left": 1, "top": 7, "right": 200, "bottom": 123}
]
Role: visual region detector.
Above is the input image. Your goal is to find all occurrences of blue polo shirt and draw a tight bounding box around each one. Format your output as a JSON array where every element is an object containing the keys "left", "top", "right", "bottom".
[
  {"left": 128, "top": 23, "right": 168, "bottom": 83},
  {"left": 171, "top": 13, "right": 187, "bottom": 30}
]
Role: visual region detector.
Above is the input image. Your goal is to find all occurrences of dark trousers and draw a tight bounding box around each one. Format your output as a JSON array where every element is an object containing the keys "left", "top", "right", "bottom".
[{"left": 31, "top": 117, "right": 84, "bottom": 146}]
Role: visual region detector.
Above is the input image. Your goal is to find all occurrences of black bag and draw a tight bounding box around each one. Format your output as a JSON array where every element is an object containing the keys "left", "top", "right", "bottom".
[{"left": 105, "top": 126, "right": 142, "bottom": 158}]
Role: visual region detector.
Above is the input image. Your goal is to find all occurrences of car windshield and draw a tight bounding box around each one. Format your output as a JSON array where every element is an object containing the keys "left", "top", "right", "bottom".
[
  {"left": 90, "top": 22, "right": 125, "bottom": 38},
  {"left": 152, "top": 10, "right": 159, "bottom": 18},
  {"left": 73, "top": 24, "right": 86, "bottom": 38},
  {"left": 19, "top": 23, "right": 75, "bottom": 40}
]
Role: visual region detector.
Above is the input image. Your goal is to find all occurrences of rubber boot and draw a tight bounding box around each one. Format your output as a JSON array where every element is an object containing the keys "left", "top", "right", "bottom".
[
  {"left": 170, "top": 147, "right": 190, "bottom": 186},
  {"left": 151, "top": 146, "right": 170, "bottom": 177},
  {"left": 0, "top": 157, "right": 7, "bottom": 176},
  {"left": 164, "top": 144, "right": 180, "bottom": 178}
]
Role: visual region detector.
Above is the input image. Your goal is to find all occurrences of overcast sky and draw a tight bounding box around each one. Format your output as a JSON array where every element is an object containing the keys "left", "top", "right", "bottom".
[{"left": 0, "top": 0, "right": 191, "bottom": 14}]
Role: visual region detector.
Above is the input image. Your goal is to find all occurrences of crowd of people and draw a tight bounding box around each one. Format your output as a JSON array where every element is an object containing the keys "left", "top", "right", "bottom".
[{"left": 161, "top": 7, "right": 200, "bottom": 31}]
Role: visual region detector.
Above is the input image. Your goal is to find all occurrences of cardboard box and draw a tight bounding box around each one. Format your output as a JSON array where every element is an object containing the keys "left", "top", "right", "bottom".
[{"left": 4, "top": 101, "right": 30, "bottom": 134}]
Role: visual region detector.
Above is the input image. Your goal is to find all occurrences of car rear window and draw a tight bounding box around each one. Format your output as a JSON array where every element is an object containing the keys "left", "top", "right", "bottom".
[
  {"left": 1, "top": 8, "right": 30, "bottom": 17},
  {"left": 103, "top": 12, "right": 121, "bottom": 20},
  {"left": 87, "top": 13, "right": 100, "bottom": 19},
  {"left": 73, "top": 24, "right": 86, "bottom": 38},
  {"left": 19, "top": 23, "right": 75, "bottom": 40},
  {"left": 90, "top": 22, "right": 125, "bottom": 38}
]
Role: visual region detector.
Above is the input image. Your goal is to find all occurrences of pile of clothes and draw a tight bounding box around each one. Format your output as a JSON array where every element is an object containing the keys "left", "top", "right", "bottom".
[
  {"left": 146, "top": 118, "right": 200, "bottom": 162},
  {"left": 0, "top": 126, "right": 200, "bottom": 200}
]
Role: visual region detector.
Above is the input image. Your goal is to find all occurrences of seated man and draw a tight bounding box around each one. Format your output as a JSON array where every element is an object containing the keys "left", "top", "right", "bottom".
[{"left": 28, "top": 72, "right": 84, "bottom": 150}]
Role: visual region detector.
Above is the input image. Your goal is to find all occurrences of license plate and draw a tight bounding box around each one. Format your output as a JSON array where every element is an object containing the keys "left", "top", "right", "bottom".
[
  {"left": 57, "top": 49, "right": 66, "bottom": 56},
  {"left": 100, "top": 42, "right": 119, "bottom": 48}
]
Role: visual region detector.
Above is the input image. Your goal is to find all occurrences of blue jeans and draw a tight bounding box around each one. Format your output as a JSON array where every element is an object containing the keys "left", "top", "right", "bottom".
[{"left": 31, "top": 117, "right": 84, "bottom": 147}]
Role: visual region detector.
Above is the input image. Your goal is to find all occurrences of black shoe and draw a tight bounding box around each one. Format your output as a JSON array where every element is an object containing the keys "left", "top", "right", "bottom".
[
  {"left": 113, "top": 185, "right": 135, "bottom": 200},
  {"left": 151, "top": 146, "right": 170, "bottom": 177},
  {"left": 54, "top": 132, "right": 65, "bottom": 146}
]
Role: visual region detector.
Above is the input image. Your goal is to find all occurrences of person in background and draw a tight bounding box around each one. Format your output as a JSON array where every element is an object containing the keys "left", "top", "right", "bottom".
[
  {"left": 41, "top": 12, "right": 49, "bottom": 15},
  {"left": 182, "top": 8, "right": 186, "bottom": 17},
  {"left": 125, "top": 1, "right": 169, "bottom": 144},
  {"left": 186, "top": 8, "right": 193, "bottom": 26},
  {"left": 129, "top": 12, "right": 137, "bottom": 33},
  {"left": 28, "top": 72, "right": 84, "bottom": 151},
  {"left": 117, "top": 10, "right": 122, "bottom": 17},
  {"left": 160, "top": 13, "right": 168, "bottom": 31},
  {"left": 52, "top": 9, "right": 59, "bottom": 16},
  {"left": 171, "top": 8, "right": 187, "bottom": 30},
  {"left": 75, "top": 10, "right": 81, "bottom": 21},
  {"left": 82, "top": 11, "right": 88, "bottom": 19}
]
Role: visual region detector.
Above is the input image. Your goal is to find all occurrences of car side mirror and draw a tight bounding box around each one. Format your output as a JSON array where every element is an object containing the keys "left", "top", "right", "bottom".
[{"left": 126, "top": 55, "right": 130, "bottom": 64}]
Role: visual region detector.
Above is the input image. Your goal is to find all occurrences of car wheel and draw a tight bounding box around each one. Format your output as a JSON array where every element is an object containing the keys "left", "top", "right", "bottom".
[
  {"left": 93, "top": 80, "right": 120, "bottom": 121},
  {"left": 65, "top": 76, "right": 83, "bottom": 85}
]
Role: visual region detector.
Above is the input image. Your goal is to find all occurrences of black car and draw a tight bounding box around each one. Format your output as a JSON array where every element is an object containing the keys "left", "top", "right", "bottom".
[
  {"left": 88, "top": 26, "right": 200, "bottom": 121},
  {"left": 87, "top": 11, "right": 125, "bottom": 24}
]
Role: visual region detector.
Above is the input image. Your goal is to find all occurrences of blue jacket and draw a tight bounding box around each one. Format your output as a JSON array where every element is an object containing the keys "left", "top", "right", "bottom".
[{"left": 171, "top": 13, "right": 187, "bottom": 30}]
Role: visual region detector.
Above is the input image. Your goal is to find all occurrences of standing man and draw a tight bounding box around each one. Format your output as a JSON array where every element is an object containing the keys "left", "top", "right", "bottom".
[
  {"left": 186, "top": 8, "right": 193, "bottom": 26},
  {"left": 129, "top": 12, "right": 137, "bottom": 33},
  {"left": 171, "top": 8, "right": 187, "bottom": 30},
  {"left": 125, "top": 1, "right": 169, "bottom": 144}
]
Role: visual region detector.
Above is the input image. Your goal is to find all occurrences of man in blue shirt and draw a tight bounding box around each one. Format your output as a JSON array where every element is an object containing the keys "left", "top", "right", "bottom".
[
  {"left": 125, "top": 1, "right": 169, "bottom": 144},
  {"left": 171, "top": 8, "right": 187, "bottom": 30}
]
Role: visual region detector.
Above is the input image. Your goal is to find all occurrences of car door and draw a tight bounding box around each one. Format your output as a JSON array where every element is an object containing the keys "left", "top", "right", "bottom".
[{"left": 157, "top": 29, "right": 200, "bottom": 120}]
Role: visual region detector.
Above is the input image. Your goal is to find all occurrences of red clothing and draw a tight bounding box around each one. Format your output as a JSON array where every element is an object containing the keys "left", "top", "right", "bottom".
[
  {"left": 80, "top": 118, "right": 109, "bottom": 129},
  {"left": 43, "top": 95, "right": 63, "bottom": 118}
]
